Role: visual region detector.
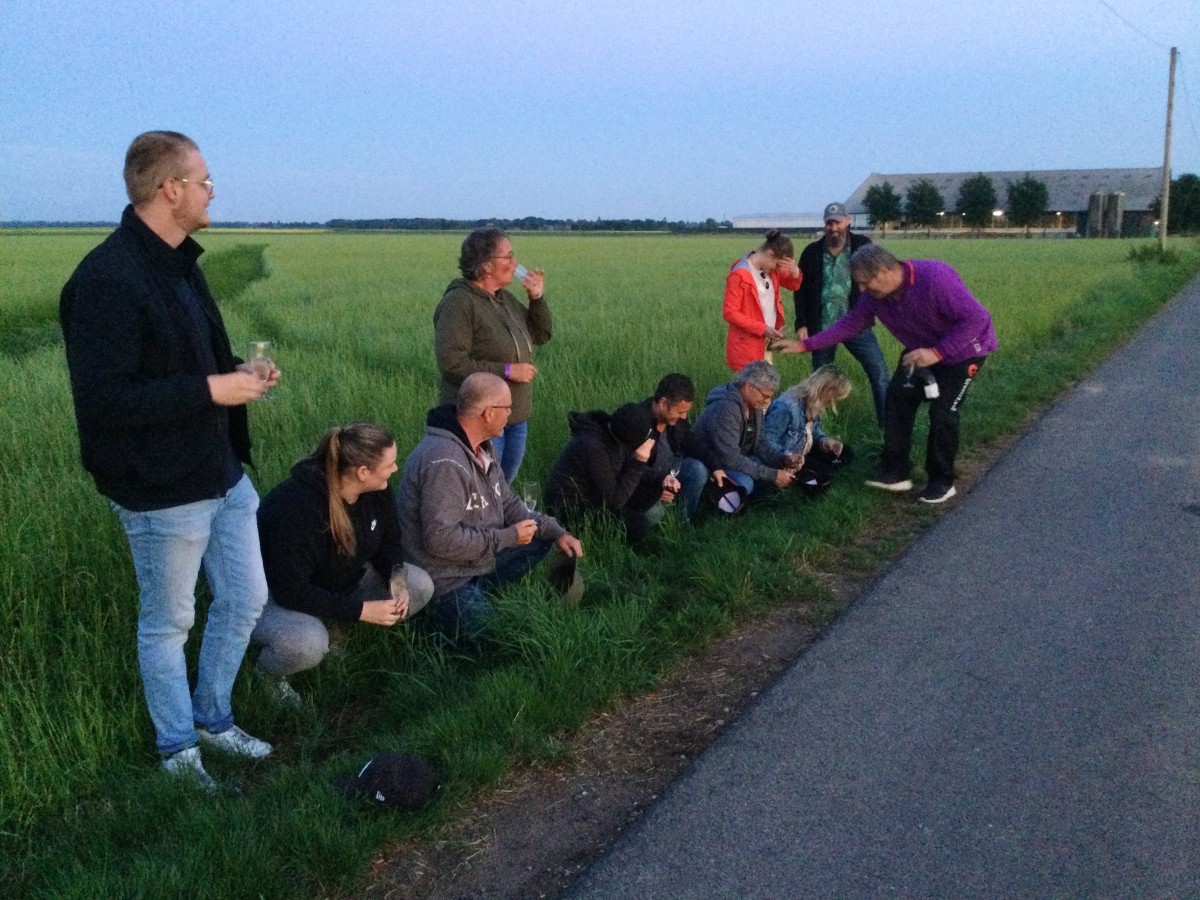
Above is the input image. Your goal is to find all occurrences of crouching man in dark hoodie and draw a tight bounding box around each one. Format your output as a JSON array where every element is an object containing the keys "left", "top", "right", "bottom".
[
  {"left": 544, "top": 402, "right": 659, "bottom": 543},
  {"left": 397, "top": 373, "right": 584, "bottom": 641}
]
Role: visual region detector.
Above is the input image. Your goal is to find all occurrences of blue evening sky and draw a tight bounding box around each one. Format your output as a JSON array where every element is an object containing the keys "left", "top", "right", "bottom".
[{"left": 2, "top": 0, "right": 1198, "bottom": 222}]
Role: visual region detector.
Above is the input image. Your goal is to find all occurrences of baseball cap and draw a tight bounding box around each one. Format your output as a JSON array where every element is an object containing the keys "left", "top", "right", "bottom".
[
  {"left": 702, "top": 477, "right": 748, "bottom": 516},
  {"left": 334, "top": 751, "right": 441, "bottom": 810},
  {"left": 546, "top": 547, "right": 585, "bottom": 604},
  {"left": 823, "top": 202, "right": 849, "bottom": 222}
]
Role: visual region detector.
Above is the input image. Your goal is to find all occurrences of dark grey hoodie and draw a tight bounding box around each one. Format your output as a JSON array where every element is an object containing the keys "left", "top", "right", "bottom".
[{"left": 396, "top": 405, "right": 566, "bottom": 597}]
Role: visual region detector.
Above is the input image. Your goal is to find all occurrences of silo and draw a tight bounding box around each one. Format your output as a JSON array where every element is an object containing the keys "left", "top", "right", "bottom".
[
  {"left": 1104, "top": 192, "right": 1125, "bottom": 237},
  {"left": 1087, "top": 192, "right": 1106, "bottom": 237}
]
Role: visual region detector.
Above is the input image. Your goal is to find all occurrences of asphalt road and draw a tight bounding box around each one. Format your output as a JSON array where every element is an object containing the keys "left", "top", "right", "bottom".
[{"left": 571, "top": 275, "right": 1200, "bottom": 898}]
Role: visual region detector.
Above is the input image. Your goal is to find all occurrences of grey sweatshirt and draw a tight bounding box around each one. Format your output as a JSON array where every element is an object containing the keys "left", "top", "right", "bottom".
[{"left": 397, "top": 405, "right": 566, "bottom": 597}]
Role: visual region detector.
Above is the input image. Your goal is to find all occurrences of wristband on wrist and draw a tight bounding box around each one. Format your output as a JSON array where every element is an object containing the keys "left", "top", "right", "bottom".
[{"left": 504, "top": 363, "right": 511, "bottom": 379}]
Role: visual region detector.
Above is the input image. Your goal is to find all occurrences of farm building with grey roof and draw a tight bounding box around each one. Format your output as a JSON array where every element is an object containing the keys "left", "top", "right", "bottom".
[{"left": 735, "top": 167, "right": 1162, "bottom": 235}]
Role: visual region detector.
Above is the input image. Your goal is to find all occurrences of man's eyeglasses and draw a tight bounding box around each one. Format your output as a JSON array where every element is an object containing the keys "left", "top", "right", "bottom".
[
  {"left": 747, "top": 384, "right": 774, "bottom": 404},
  {"left": 489, "top": 252, "right": 516, "bottom": 262},
  {"left": 484, "top": 404, "right": 512, "bottom": 414},
  {"left": 165, "top": 177, "right": 214, "bottom": 194}
]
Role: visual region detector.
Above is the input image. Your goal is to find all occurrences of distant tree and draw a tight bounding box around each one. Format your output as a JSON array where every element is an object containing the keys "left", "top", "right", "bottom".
[
  {"left": 905, "top": 179, "right": 945, "bottom": 232},
  {"left": 863, "top": 181, "right": 902, "bottom": 233},
  {"left": 1153, "top": 172, "right": 1200, "bottom": 233},
  {"left": 956, "top": 173, "right": 998, "bottom": 230},
  {"left": 1006, "top": 174, "right": 1049, "bottom": 234}
]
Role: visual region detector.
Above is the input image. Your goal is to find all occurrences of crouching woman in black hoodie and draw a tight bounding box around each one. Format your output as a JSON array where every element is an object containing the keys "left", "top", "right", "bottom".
[
  {"left": 250, "top": 423, "right": 434, "bottom": 704},
  {"left": 544, "top": 402, "right": 660, "bottom": 543}
]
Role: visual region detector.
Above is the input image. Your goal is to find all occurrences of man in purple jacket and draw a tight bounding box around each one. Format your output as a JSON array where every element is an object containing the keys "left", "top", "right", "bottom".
[{"left": 785, "top": 244, "right": 996, "bottom": 504}]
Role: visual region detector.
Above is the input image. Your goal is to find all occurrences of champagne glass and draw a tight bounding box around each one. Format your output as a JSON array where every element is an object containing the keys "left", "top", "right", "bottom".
[
  {"left": 520, "top": 481, "right": 541, "bottom": 514},
  {"left": 248, "top": 340, "right": 274, "bottom": 400},
  {"left": 667, "top": 459, "right": 682, "bottom": 498},
  {"left": 389, "top": 564, "right": 408, "bottom": 600}
]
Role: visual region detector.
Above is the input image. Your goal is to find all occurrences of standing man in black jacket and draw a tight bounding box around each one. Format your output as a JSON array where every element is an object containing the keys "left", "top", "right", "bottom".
[
  {"left": 794, "top": 202, "right": 889, "bottom": 427},
  {"left": 60, "top": 131, "right": 279, "bottom": 789}
]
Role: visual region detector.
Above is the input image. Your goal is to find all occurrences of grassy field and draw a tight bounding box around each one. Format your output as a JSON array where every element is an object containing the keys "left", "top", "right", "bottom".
[{"left": 3, "top": 229, "right": 1198, "bottom": 896}]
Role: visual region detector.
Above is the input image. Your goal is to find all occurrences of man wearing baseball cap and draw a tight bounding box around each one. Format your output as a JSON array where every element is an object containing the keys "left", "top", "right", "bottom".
[{"left": 793, "top": 202, "right": 890, "bottom": 427}]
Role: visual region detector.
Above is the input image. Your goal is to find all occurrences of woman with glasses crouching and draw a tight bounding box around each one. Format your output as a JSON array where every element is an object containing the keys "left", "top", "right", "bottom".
[
  {"left": 433, "top": 228, "right": 553, "bottom": 483},
  {"left": 250, "top": 423, "right": 434, "bottom": 705}
]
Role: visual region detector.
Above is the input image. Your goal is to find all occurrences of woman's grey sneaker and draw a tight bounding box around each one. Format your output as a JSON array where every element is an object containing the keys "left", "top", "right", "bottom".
[
  {"left": 162, "top": 746, "right": 217, "bottom": 791},
  {"left": 198, "top": 725, "right": 273, "bottom": 759},
  {"left": 271, "top": 678, "right": 303, "bottom": 709},
  {"left": 918, "top": 482, "right": 957, "bottom": 504},
  {"left": 865, "top": 474, "right": 914, "bottom": 492}
]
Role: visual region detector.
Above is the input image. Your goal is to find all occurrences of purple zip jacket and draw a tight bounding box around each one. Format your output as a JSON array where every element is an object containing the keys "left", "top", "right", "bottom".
[{"left": 804, "top": 260, "right": 997, "bottom": 365}]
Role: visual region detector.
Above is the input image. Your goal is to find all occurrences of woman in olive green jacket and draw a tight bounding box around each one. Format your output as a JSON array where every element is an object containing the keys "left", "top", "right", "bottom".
[{"left": 433, "top": 228, "right": 553, "bottom": 482}]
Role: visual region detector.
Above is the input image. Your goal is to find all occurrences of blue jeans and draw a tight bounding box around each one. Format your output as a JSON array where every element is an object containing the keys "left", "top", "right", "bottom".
[
  {"left": 812, "top": 327, "right": 890, "bottom": 428},
  {"left": 113, "top": 474, "right": 268, "bottom": 755},
  {"left": 428, "top": 538, "right": 553, "bottom": 640},
  {"left": 677, "top": 457, "right": 759, "bottom": 519},
  {"left": 490, "top": 420, "right": 529, "bottom": 484}
]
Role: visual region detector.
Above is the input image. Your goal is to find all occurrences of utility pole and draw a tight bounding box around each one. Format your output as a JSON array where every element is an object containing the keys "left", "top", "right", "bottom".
[{"left": 1159, "top": 46, "right": 1177, "bottom": 252}]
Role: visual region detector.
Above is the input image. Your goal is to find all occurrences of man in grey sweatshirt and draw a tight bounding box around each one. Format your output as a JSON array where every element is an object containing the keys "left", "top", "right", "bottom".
[{"left": 397, "top": 373, "right": 583, "bottom": 639}]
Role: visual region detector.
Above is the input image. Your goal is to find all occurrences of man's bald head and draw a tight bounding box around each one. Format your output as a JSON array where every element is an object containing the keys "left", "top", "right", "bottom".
[{"left": 457, "top": 372, "right": 510, "bottom": 417}]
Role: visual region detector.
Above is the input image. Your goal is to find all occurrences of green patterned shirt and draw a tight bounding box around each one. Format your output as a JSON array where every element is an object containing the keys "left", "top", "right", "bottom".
[{"left": 820, "top": 246, "right": 853, "bottom": 326}]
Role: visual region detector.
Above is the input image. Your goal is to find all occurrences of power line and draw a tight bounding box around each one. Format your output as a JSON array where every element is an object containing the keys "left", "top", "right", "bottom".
[{"left": 1094, "top": 0, "right": 1171, "bottom": 50}]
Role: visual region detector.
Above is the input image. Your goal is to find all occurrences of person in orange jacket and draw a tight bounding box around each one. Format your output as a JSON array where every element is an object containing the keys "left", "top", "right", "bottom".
[{"left": 722, "top": 229, "right": 802, "bottom": 370}]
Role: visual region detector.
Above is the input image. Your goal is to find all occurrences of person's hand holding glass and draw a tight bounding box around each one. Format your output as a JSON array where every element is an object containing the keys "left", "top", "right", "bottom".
[
  {"left": 662, "top": 459, "right": 682, "bottom": 503},
  {"left": 245, "top": 340, "right": 279, "bottom": 400},
  {"left": 514, "top": 262, "right": 545, "bottom": 300},
  {"left": 358, "top": 563, "right": 410, "bottom": 626},
  {"left": 207, "top": 341, "right": 278, "bottom": 406}
]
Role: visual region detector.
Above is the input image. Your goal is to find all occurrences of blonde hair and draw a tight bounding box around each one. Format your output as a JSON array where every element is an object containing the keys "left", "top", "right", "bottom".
[
  {"left": 784, "top": 365, "right": 852, "bottom": 419},
  {"left": 308, "top": 422, "right": 396, "bottom": 556}
]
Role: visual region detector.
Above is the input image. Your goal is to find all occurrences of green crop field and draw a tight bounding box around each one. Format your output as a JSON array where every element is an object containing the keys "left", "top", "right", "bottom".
[{"left": 3, "top": 229, "right": 1198, "bottom": 896}]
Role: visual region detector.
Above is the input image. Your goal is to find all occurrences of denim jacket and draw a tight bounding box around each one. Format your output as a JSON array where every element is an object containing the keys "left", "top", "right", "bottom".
[{"left": 762, "top": 393, "right": 828, "bottom": 458}]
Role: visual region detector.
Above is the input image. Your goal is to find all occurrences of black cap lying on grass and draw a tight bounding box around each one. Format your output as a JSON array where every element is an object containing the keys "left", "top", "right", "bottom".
[
  {"left": 546, "top": 547, "right": 585, "bottom": 605},
  {"left": 334, "top": 751, "right": 441, "bottom": 810},
  {"left": 702, "top": 478, "right": 748, "bottom": 515}
]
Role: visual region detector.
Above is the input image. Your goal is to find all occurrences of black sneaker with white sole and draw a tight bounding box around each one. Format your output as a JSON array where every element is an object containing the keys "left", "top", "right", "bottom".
[
  {"left": 864, "top": 474, "right": 914, "bottom": 492},
  {"left": 918, "top": 482, "right": 957, "bottom": 504}
]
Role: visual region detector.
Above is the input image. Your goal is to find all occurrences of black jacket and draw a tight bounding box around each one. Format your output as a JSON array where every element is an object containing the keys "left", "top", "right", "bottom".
[
  {"left": 793, "top": 231, "right": 872, "bottom": 334},
  {"left": 545, "top": 410, "right": 648, "bottom": 521},
  {"left": 258, "top": 459, "right": 403, "bottom": 621},
  {"left": 60, "top": 206, "right": 250, "bottom": 509}
]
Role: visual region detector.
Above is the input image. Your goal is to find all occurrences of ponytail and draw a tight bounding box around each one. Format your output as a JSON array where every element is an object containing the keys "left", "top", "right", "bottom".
[{"left": 307, "top": 422, "right": 396, "bottom": 557}]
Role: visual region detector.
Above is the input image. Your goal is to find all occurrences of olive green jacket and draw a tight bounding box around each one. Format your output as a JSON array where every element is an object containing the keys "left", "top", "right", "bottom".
[{"left": 433, "top": 278, "right": 553, "bottom": 423}]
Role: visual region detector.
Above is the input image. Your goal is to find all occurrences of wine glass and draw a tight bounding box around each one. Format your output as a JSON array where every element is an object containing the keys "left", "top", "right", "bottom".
[
  {"left": 667, "top": 459, "right": 683, "bottom": 498},
  {"left": 248, "top": 340, "right": 274, "bottom": 400},
  {"left": 520, "top": 481, "right": 541, "bottom": 514},
  {"left": 389, "top": 564, "right": 408, "bottom": 600}
]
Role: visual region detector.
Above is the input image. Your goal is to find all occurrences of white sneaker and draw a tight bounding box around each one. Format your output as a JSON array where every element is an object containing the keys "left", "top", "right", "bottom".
[
  {"left": 162, "top": 746, "right": 218, "bottom": 791},
  {"left": 198, "top": 724, "right": 273, "bottom": 760},
  {"left": 865, "top": 474, "right": 914, "bottom": 492},
  {"left": 918, "top": 482, "right": 957, "bottom": 504}
]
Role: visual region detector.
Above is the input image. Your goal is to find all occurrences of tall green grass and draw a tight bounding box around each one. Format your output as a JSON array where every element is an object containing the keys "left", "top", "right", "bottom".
[{"left": 2, "top": 229, "right": 1198, "bottom": 895}]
